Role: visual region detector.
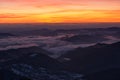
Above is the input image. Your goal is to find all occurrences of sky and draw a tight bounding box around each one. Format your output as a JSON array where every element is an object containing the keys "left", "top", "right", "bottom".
[{"left": 0, "top": 0, "right": 120, "bottom": 23}]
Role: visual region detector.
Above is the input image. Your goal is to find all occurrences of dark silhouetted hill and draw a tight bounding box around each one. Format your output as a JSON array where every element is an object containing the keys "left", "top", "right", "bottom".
[
  {"left": 59, "top": 42, "right": 120, "bottom": 75},
  {"left": 0, "top": 33, "right": 15, "bottom": 38},
  {"left": 20, "top": 28, "right": 57, "bottom": 36},
  {"left": 0, "top": 69, "right": 31, "bottom": 80},
  {"left": 86, "top": 68, "right": 120, "bottom": 80},
  {"left": 0, "top": 46, "right": 62, "bottom": 70},
  {"left": 61, "top": 34, "right": 108, "bottom": 44}
]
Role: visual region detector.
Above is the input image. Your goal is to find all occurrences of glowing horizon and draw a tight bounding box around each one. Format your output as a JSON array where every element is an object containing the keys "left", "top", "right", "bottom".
[{"left": 0, "top": 0, "right": 120, "bottom": 23}]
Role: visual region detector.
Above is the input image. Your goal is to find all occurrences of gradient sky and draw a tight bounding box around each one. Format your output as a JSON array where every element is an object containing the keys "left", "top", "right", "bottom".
[{"left": 0, "top": 0, "right": 120, "bottom": 23}]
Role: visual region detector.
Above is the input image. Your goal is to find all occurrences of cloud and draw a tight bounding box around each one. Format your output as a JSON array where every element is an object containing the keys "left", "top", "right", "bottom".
[
  {"left": 1, "top": 0, "right": 120, "bottom": 10},
  {"left": 0, "top": 0, "right": 120, "bottom": 23},
  {"left": 0, "top": 13, "right": 26, "bottom": 18}
]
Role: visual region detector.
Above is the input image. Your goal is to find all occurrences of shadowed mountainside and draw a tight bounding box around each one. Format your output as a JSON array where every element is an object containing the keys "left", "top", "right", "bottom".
[
  {"left": 0, "top": 47, "right": 62, "bottom": 70},
  {"left": 1, "top": 41, "right": 120, "bottom": 80},
  {"left": 59, "top": 42, "right": 120, "bottom": 75},
  {"left": 0, "top": 33, "right": 15, "bottom": 38}
]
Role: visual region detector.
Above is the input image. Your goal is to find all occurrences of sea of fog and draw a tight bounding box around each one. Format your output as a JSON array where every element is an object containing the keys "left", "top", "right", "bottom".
[
  {"left": 0, "top": 23, "right": 120, "bottom": 58},
  {"left": 0, "top": 35, "right": 120, "bottom": 58}
]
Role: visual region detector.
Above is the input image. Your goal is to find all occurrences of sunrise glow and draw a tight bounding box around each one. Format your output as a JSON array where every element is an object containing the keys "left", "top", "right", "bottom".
[{"left": 0, "top": 0, "right": 120, "bottom": 23}]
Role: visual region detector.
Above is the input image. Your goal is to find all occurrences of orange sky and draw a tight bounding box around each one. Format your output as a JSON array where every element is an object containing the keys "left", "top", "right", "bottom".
[{"left": 0, "top": 0, "right": 120, "bottom": 23}]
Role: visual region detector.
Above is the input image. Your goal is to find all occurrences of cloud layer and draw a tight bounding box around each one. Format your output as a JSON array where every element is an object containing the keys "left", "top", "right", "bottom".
[{"left": 0, "top": 0, "right": 120, "bottom": 23}]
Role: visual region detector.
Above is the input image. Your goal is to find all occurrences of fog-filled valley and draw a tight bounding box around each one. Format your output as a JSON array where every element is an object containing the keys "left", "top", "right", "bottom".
[
  {"left": 0, "top": 26, "right": 120, "bottom": 58},
  {"left": 0, "top": 23, "right": 120, "bottom": 80}
]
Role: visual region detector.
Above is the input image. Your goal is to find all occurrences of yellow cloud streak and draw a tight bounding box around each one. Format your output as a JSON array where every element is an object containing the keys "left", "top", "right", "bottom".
[{"left": 0, "top": 10, "right": 120, "bottom": 23}]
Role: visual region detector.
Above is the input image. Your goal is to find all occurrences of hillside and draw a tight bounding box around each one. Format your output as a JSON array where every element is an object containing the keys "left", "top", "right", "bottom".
[{"left": 59, "top": 42, "right": 120, "bottom": 75}]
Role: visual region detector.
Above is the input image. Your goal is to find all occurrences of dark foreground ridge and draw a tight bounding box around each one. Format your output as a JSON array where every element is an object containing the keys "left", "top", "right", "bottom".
[
  {"left": 59, "top": 41, "right": 120, "bottom": 80},
  {"left": 0, "top": 46, "right": 84, "bottom": 80},
  {"left": 1, "top": 41, "right": 120, "bottom": 80}
]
